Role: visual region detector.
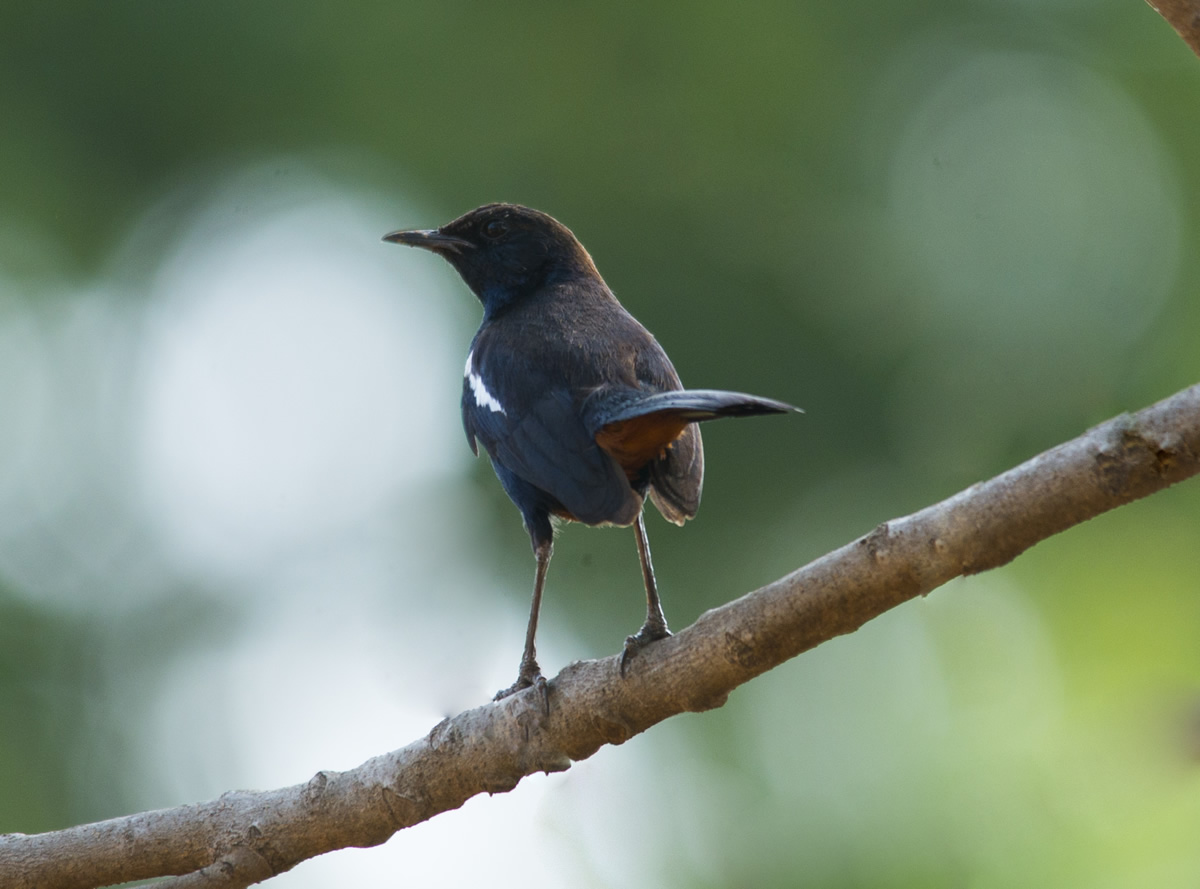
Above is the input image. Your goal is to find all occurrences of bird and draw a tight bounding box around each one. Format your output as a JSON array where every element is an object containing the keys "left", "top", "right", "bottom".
[{"left": 384, "top": 203, "right": 798, "bottom": 705}]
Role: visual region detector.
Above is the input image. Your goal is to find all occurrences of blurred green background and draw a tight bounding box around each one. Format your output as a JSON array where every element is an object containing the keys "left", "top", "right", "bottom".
[{"left": 2, "top": 2, "right": 1199, "bottom": 887}]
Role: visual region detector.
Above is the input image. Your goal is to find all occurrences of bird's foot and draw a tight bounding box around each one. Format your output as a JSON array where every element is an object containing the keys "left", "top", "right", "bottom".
[
  {"left": 493, "top": 661, "right": 549, "bottom": 715},
  {"left": 620, "top": 621, "right": 672, "bottom": 677}
]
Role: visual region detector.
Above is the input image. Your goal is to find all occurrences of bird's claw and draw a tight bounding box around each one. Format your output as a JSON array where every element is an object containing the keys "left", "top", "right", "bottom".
[
  {"left": 619, "top": 622, "right": 672, "bottom": 677},
  {"left": 494, "top": 666, "right": 549, "bottom": 716}
]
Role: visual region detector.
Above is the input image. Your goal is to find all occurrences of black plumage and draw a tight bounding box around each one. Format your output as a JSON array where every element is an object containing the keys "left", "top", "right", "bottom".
[{"left": 385, "top": 204, "right": 798, "bottom": 702}]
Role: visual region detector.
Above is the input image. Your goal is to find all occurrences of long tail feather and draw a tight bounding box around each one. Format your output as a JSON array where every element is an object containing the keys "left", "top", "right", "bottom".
[{"left": 596, "top": 389, "right": 799, "bottom": 428}]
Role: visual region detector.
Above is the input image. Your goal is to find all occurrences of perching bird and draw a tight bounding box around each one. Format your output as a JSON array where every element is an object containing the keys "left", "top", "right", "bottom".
[{"left": 384, "top": 204, "right": 798, "bottom": 703}]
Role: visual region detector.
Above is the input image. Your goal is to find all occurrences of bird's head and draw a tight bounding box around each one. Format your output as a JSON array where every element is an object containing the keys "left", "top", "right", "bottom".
[{"left": 384, "top": 203, "right": 601, "bottom": 316}]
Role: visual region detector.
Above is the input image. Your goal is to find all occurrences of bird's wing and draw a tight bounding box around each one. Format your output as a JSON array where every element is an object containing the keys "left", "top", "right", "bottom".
[{"left": 462, "top": 347, "right": 642, "bottom": 528}]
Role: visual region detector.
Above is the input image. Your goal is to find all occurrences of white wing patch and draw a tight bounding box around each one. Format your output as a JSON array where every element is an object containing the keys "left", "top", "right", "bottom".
[{"left": 464, "top": 350, "right": 506, "bottom": 414}]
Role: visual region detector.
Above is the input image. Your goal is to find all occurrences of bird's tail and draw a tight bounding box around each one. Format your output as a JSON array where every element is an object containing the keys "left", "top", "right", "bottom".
[
  {"left": 595, "top": 389, "right": 800, "bottom": 428},
  {"left": 584, "top": 388, "right": 798, "bottom": 526}
]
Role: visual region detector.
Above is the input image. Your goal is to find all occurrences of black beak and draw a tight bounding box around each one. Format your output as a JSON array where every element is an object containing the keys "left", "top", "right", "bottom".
[{"left": 382, "top": 228, "right": 473, "bottom": 255}]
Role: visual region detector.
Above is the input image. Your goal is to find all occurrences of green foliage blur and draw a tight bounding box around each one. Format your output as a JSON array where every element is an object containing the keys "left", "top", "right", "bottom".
[{"left": 2, "top": 2, "right": 1199, "bottom": 887}]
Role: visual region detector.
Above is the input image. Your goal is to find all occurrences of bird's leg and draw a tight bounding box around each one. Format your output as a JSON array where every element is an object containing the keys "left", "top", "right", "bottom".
[
  {"left": 494, "top": 538, "right": 552, "bottom": 712},
  {"left": 621, "top": 512, "right": 672, "bottom": 676}
]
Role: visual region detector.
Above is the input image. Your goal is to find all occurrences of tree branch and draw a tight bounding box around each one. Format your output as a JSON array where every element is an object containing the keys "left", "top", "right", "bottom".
[
  {"left": 2, "top": 381, "right": 1198, "bottom": 888},
  {"left": 1147, "top": 0, "right": 1200, "bottom": 57}
]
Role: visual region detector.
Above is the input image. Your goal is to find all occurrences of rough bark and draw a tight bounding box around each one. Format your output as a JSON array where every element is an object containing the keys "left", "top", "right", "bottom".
[
  {"left": 1147, "top": 0, "right": 1200, "bottom": 56},
  {"left": 2, "top": 382, "right": 1198, "bottom": 889}
]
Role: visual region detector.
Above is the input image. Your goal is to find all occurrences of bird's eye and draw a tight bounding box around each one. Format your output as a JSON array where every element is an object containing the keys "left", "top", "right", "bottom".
[{"left": 482, "top": 219, "right": 509, "bottom": 240}]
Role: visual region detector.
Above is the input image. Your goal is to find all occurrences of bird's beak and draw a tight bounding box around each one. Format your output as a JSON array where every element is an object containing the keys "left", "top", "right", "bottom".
[{"left": 382, "top": 228, "right": 472, "bottom": 255}]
